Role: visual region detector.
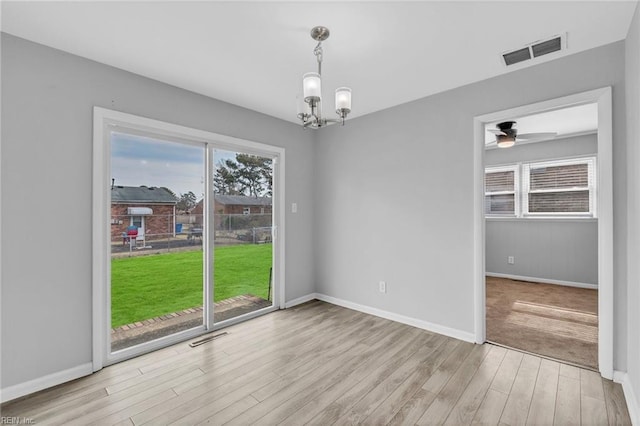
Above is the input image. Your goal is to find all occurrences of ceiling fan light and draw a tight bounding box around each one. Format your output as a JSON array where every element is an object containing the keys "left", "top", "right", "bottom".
[
  {"left": 498, "top": 141, "right": 515, "bottom": 148},
  {"left": 303, "top": 72, "right": 321, "bottom": 103},
  {"left": 497, "top": 135, "right": 516, "bottom": 148}
]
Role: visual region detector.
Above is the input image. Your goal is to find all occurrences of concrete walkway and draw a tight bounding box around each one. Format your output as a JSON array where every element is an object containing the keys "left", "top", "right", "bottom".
[{"left": 111, "top": 294, "right": 272, "bottom": 351}]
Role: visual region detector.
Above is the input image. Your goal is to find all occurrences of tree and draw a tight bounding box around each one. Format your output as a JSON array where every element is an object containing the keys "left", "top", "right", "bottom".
[
  {"left": 261, "top": 166, "right": 273, "bottom": 197},
  {"left": 234, "top": 154, "right": 271, "bottom": 197},
  {"left": 176, "top": 191, "right": 197, "bottom": 211},
  {"left": 213, "top": 154, "right": 272, "bottom": 197},
  {"left": 213, "top": 162, "right": 240, "bottom": 195}
]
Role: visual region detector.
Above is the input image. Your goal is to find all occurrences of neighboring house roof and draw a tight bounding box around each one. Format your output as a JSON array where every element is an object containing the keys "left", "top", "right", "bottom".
[
  {"left": 214, "top": 194, "right": 272, "bottom": 206},
  {"left": 111, "top": 186, "right": 177, "bottom": 204}
]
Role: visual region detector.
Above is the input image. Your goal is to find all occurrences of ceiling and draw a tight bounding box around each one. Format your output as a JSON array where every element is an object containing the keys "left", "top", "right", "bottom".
[
  {"left": 2, "top": 1, "right": 637, "bottom": 124},
  {"left": 484, "top": 102, "right": 598, "bottom": 147}
]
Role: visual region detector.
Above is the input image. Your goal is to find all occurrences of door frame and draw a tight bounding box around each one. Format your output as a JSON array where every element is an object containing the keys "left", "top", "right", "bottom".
[
  {"left": 130, "top": 215, "right": 145, "bottom": 242},
  {"left": 92, "top": 107, "right": 286, "bottom": 371},
  {"left": 472, "top": 87, "right": 613, "bottom": 379}
]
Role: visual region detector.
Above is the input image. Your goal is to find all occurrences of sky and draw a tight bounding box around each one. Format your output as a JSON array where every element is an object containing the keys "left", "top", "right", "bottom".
[{"left": 110, "top": 132, "right": 236, "bottom": 198}]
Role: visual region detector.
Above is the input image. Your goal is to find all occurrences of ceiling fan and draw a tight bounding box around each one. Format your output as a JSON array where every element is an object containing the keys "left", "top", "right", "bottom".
[{"left": 487, "top": 121, "right": 557, "bottom": 148}]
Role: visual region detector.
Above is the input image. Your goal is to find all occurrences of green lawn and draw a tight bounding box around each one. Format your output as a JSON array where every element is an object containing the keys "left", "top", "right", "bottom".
[{"left": 111, "top": 244, "right": 272, "bottom": 327}]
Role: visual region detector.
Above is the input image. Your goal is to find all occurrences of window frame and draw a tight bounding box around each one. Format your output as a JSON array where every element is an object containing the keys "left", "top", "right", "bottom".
[
  {"left": 484, "top": 156, "right": 597, "bottom": 219},
  {"left": 484, "top": 164, "right": 520, "bottom": 218},
  {"left": 93, "top": 107, "right": 286, "bottom": 371},
  {"left": 522, "top": 156, "right": 596, "bottom": 218}
]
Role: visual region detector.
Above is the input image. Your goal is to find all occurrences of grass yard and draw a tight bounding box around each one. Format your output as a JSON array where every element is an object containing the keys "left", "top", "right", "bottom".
[{"left": 111, "top": 243, "right": 272, "bottom": 327}]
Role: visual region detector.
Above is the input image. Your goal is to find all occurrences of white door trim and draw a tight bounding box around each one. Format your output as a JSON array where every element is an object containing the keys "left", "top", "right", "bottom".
[
  {"left": 92, "top": 107, "right": 286, "bottom": 371},
  {"left": 472, "top": 87, "right": 614, "bottom": 379}
]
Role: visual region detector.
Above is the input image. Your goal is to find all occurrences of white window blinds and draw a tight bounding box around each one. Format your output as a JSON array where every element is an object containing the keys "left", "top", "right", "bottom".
[
  {"left": 524, "top": 158, "right": 595, "bottom": 216},
  {"left": 485, "top": 157, "right": 596, "bottom": 218},
  {"left": 485, "top": 166, "right": 518, "bottom": 216}
]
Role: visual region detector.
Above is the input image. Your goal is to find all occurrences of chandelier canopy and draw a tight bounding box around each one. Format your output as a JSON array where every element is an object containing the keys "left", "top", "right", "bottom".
[{"left": 297, "top": 26, "right": 352, "bottom": 129}]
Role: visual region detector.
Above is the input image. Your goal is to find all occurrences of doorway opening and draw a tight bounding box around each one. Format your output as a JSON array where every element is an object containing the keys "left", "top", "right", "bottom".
[{"left": 473, "top": 88, "right": 613, "bottom": 378}]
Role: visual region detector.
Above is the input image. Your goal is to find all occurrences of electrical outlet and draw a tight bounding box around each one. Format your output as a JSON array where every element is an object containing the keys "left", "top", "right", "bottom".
[
  {"left": 291, "top": 203, "right": 297, "bottom": 213},
  {"left": 379, "top": 281, "right": 386, "bottom": 293},
  {"left": 508, "top": 256, "right": 515, "bottom": 265}
]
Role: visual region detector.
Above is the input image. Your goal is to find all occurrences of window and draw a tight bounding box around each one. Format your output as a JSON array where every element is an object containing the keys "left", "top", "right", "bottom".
[
  {"left": 485, "top": 165, "right": 518, "bottom": 216},
  {"left": 523, "top": 158, "right": 595, "bottom": 216},
  {"left": 485, "top": 156, "right": 596, "bottom": 218},
  {"left": 131, "top": 216, "right": 143, "bottom": 228}
]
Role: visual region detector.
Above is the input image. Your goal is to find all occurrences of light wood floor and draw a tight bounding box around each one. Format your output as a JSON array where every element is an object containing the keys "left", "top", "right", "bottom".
[{"left": 1, "top": 301, "right": 630, "bottom": 425}]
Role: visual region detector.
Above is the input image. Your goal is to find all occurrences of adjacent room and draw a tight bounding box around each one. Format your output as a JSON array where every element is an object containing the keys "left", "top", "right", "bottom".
[
  {"left": 483, "top": 105, "right": 600, "bottom": 370},
  {"left": 2, "top": 1, "right": 640, "bottom": 425}
]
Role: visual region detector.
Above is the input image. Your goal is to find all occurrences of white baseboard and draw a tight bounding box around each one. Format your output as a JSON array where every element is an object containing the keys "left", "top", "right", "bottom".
[
  {"left": 284, "top": 293, "right": 318, "bottom": 308},
  {"left": 614, "top": 370, "right": 639, "bottom": 425},
  {"left": 314, "top": 293, "right": 476, "bottom": 343},
  {"left": 0, "top": 362, "right": 93, "bottom": 403},
  {"left": 486, "top": 272, "right": 598, "bottom": 290}
]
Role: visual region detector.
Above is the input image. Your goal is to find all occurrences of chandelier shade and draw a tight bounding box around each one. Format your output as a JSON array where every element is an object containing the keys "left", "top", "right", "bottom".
[
  {"left": 303, "top": 72, "right": 322, "bottom": 102},
  {"left": 335, "top": 87, "right": 352, "bottom": 114}
]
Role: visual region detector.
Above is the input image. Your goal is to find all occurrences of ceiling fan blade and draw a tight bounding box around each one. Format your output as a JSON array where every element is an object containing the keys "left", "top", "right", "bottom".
[
  {"left": 487, "top": 129, "right": 506, "bottom": 135},
  {"left": 516, "top": 132, "right": 557, "bottom": 140}
]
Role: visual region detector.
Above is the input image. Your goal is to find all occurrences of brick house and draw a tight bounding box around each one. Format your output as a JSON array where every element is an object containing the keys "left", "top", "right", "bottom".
[
  {"left": 110, "top": 186, "right": 177, "bottom": 243},
  {"left": 187, "top": 195, "right": 272, "bottom": 232},
  {"left": 191, "top": 195, "right": 272, "bottom": 218},
  {"left": 214, "top": 194, "right": 272, "bottom": 215}
]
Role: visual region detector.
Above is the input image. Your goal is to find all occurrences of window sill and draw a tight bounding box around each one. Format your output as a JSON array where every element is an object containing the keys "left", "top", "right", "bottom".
[{"left": 486, "top": 216, "right": 597, "bottom": 223}]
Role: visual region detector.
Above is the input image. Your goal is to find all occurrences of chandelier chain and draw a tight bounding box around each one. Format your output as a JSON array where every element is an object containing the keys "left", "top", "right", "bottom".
[{"left": 314, "top": 42, "right": 323, "bottom": 75}]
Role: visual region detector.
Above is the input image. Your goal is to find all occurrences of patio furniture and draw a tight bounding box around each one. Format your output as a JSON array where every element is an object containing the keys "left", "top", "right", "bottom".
[{"left": 188, "top": 227, "right": 203, "bottom": 244}]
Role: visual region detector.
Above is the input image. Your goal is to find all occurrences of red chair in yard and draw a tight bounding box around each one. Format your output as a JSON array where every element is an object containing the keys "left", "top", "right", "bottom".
[{"left": 124, "top": 225, "right": 138, "bottom": 247}]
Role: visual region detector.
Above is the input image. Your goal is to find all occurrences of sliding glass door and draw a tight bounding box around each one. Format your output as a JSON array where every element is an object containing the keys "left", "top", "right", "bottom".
[
  {"left": 212, "top": 149, "right": 274, "bottom": 324},
  {"left": 109, "top": 132, "right": 206, "bottom": 352},
  {"left": 95, "top": 110, "right": 283, "bottom": 367}
]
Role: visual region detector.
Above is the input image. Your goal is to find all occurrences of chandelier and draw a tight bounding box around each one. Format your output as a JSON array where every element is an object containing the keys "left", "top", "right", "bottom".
[{"left": 297, "top": 26, "right": 352, "bottom": 129}]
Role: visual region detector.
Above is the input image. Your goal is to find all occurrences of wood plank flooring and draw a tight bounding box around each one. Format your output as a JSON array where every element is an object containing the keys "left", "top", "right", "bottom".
[{"left": 1, "top": 301, "right": 630, "bottom": 425}]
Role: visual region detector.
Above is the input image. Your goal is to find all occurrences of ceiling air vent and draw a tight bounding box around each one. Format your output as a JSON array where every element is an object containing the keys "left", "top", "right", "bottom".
[
  {"left": 503, "top": 47, "right": 532, "bottom": 66},
  {"left": 502, "top": 33, "right": 566, "bottom": 67},
  {"left": 531, "top": 37, "right": 562, "bottom": 57}
]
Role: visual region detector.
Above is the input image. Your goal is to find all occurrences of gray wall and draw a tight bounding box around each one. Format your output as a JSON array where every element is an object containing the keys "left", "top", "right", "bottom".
[
  {"left": 314, "top": 41, "right": 627, "bottom": 370},
  {"left": 486, "top": 220, "right": 597, "bottom": 285},
  {"left": 485, "top": 134, "right": 598, "bottom": 285},
  {"left": 625, "top": 1, "right": 640, "bottom": 414},
  {"left": 0, "top": 34, "right": 315, "bottom": 389},
  {"left": 2, "top": 26, "right": 637, "bottom": 397}
]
